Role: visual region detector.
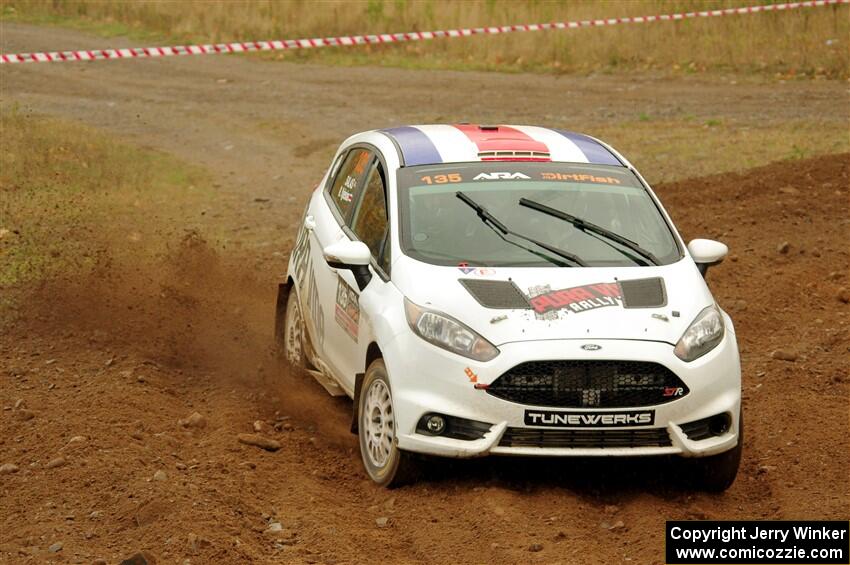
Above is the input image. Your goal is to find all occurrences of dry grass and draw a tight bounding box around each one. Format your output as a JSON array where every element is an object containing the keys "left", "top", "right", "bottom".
[
  {"left": 3, "top": 0, "right": 848, "bottom": 77},
  {"left": 0, "top": 108, "right": 210, "bottom": 289}
]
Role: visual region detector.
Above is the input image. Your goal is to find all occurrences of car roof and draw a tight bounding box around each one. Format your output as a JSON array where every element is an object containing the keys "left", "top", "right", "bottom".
[{"left": 379, "top": 124, "right": 622, "bottom": 167}]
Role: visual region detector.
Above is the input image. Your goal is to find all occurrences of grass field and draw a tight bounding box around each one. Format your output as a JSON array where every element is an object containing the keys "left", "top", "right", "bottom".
[
  {"left": 3, "top": 0, "right": 848, "bottom": 77},
  {"left": 0, "top": 108, "right": 210, "bottom": 291}
]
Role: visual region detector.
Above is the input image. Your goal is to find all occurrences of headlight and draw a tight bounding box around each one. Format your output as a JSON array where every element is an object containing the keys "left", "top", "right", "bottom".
[
  {"left": 674, "top": 305, "right": 725, "bottom": 362},
  {"left": 404, "top": 298, "right": 499, "bottom": 362}
]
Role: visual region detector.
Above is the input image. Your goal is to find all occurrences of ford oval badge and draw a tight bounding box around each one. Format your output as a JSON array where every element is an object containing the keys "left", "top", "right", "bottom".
[{"left": 581, "top": 344, "right": 602, "bottom": 351}]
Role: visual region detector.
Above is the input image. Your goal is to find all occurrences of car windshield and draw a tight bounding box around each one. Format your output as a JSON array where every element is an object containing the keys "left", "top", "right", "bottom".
[{"left": 397, "top": 162, "right": 681, "bottom": 267}]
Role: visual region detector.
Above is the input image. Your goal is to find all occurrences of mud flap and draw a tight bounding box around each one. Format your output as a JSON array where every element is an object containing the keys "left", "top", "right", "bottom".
[
  {"left": 273, "top": 282, "right": 291, "bottom": 355},
  {"left": 350, "top": 372, "right": 365, "bottom": 434}
]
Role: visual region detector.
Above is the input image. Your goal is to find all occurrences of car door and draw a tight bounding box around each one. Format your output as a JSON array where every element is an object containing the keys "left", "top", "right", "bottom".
[
  {"left": 320, "top": 149, "right": 392, "bottom": 389},
  {"left": 307, "top": 146, "right": 375, "bottom": 390}
]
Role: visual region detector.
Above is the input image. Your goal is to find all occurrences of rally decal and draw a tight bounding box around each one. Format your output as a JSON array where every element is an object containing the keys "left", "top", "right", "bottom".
[
  {"left": 291, "top": 224, "right": 324, "bottom": 345},
  {"left": 527, "top": 284, "right": 559, "bottom": 321},
  {"left": 382, "top": 126, "right": 442, "bottom": 166},
  {"left": 334, "top": 276, "right": 360, "bottom": 342},
  {"left": 527, "top": 281, "right": 622, "bottom": 315}
]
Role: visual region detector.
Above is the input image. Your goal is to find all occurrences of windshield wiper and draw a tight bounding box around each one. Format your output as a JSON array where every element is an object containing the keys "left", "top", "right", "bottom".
[
  {"left": 518, "top": 197, "right": 660, "bottom": 266},
  {"left": 456, "top": 192, "right": 587, "bottom": 267}
]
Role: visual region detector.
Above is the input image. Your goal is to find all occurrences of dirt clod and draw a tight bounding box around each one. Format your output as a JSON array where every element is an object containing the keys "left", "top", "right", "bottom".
[
  {"left": 46, "top": 457, "right": 67, "bottom": 469},
  {"left": 771, "top": 349, "right": 798, "bottom": 362},
  {"left": 0, "top": 463, "right": 20, "bottom": 474},
  {"left": 237, "top": 434, "right": 280, "bottom": 451},
  {"left": 179, "top": 411, "right": 206, "bottom": 429},
  {"left": 13, "top": 409, "right": 35, "bottom": 421}
]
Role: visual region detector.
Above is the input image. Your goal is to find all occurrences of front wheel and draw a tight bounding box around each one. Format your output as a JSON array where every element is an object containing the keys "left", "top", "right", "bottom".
[
  {"left": 688, "top": 410, "right": 743, "bottom": 492},
  {"left": 358, "top": 359, "right": 418, "bottom": 488},
  {"left": 280, "top": 287, "right": 306, "bottom": 369}
]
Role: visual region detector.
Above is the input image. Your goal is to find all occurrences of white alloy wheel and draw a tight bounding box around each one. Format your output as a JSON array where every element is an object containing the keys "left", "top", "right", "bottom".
[
  {"left": 283, "top": 290, "right": 306, "bottom": 368},
  {"left": 363, "top": 378, "right": 394, "bottom": 467},
  {"left": 358, "top": 359, "right": 418, "bottom": 487}
]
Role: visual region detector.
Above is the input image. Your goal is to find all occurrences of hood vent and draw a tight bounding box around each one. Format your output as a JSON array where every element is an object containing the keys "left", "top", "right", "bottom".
[
  {"left": 459, "top": 279, "right": 531, "bottom": 309},
  {"left": 619, "top": 277, "right": 667, "bottom": 308}
]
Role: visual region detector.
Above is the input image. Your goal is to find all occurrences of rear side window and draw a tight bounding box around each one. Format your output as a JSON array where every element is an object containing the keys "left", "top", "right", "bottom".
[{"left": 328, "top": 148, "right": 372, "bottom": 221}]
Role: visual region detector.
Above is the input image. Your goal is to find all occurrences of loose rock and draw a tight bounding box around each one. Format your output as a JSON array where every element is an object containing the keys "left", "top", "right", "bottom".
[
  {"left": 253, "top": 420, "right": 266, "bottom": 433},
  {"left": 771, "top": 349, "right": 798, "bottom": 362},
  {"left": 152, "top": 470, "right": 168, "bottom": 482},
  {"left": 776, "top": 241, "right": 790, "bottom": 254},
  {"left": 529, "top": 543, "right": 544, "bottom": 552},
  {"left": 265, "top": 522, "right": 283, "bottom": 534},
  {"left": 0, "top": 463, "right": 19, "bottom": 474},
  {"left": 179, "top": 412, "right": 206, "bottom": 429},
  {"left": 48, "top": 542, "right": 63, "bottom": 553},
  {"left": 376, "top": 517, "right": 389, "bottom": 528},
  {"left": 237, "top": 433, "right": 280, "bottom": 451},
  {"left": 175, "top": 462, "right": 187, "bottom": 471},
  {"left": 837, "top": 288, "right": 850, "bottom": 304},
  {"left": 46, "top": 457, "right": 66, "bottom": 469}
]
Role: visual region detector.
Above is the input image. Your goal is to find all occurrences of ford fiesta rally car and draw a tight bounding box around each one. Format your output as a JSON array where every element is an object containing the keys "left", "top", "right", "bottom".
[{"left": 276, "top": 124, "right": 742, "bottom": 490}]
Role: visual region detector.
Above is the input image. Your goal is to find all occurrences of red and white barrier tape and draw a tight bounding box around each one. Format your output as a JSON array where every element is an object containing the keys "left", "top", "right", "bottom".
[{"left": 2, "top": 0, "right": 847, "bottom": 65}]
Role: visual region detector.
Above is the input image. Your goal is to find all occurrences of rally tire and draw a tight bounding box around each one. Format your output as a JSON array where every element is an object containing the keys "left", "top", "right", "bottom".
[
  {"left": 358, "top": 359, "right": 418, "bottom": 488},
  {"left": 689, "top": 410, "right": 743, "bottom": 492},
  {"left": 281, "top": 288, "right": 307, "bottom": 370}
]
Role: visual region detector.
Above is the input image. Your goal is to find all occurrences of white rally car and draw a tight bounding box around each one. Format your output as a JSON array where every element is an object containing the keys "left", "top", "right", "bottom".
[{"left": 276, "top": 124, "right": 742, "bottom": 490}]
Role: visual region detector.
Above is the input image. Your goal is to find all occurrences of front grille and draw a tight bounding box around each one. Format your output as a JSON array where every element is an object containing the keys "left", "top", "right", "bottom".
[
  {"left": 486, "top": 360, "right": 688, "bottom": 408},
  {"left": 499, "top": 427, "right": 671, "bottom": 448}
]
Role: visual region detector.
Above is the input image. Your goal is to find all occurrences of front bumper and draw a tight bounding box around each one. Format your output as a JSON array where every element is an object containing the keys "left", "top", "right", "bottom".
[{"left": 382, "top": 331, "right": 741, "bottom": 459}]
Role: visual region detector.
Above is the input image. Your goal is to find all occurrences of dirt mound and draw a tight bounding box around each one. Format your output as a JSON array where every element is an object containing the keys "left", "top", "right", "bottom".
[{"left": 1, "top": 154, "right": 848, "bottom": 563}]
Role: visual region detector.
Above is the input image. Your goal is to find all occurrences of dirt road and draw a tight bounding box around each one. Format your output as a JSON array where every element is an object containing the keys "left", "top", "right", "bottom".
[{"left": 1, "top": 23, "right": 848, "bottom": 564}]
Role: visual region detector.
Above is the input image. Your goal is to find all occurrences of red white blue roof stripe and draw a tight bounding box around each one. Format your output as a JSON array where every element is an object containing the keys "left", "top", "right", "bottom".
[{"left": 381, "top": 124, "right": 621, "bottom": 166}]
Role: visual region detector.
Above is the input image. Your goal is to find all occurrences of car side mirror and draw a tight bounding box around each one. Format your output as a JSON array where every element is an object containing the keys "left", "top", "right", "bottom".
[
  {"left": 323, "top": 240, "right": 372, "bottom": 290},
  {"left": 688, "top": 238, "right": 728, "bottom": 277}
]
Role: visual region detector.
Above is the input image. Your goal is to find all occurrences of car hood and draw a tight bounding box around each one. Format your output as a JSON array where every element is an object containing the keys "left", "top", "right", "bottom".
[{"left": 392, "top": 256, "right": 714, "bottom": 346}]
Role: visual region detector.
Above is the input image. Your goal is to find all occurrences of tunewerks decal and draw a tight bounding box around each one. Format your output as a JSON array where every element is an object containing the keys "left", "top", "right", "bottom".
[{"left": 524, "top": 409, "right": 655, "bottom": 428}]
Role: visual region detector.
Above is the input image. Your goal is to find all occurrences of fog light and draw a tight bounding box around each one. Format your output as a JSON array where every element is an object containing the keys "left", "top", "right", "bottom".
[
  {"left": 709, "top": 413, "right": 731, "bottom": 436},
  {"left": 425, "top": 414, "right": 446, "bottom": 435}
]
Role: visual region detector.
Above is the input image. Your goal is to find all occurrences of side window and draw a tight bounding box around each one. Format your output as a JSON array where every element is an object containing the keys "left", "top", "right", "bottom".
[
  {"left": 351, "top": 160, "right": 389, "bottom": 270},
  {"left": 327, "top": 148, "right": 372, "bottom": 222}
]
